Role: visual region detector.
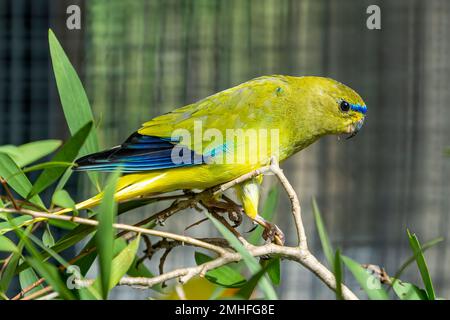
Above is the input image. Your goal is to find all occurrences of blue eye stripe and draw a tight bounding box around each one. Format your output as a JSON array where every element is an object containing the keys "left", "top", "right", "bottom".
[{"left": 350, "top": 103, "right": 367, "bottom": 115}]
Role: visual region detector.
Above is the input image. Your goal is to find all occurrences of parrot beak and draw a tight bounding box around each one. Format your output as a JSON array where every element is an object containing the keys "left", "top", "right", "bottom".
[{"left": 346, "top": 117, "right": 364, "bottom": 140}]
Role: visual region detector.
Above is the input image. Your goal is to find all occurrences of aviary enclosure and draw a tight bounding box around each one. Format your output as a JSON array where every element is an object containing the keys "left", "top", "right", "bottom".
[{"left": 0, "top": 0, "right": 449, "bottom": 303}]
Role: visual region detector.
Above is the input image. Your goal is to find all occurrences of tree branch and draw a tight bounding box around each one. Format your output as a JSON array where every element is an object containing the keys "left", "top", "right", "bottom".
[{"left": 1, "top": 158, "right": 359, "bottom": 300}]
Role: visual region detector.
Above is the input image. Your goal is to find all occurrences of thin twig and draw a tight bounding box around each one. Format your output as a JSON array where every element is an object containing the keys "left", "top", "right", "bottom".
[
  {"left": 1, "top": 177, "right": 19, "bottom": 210},
  {"left": 12, "top": 279, "right": 46, "bottom": 300},
  {"left": 21, "top": 286, "right": 53, "bottom": 301},
  {"left": 0, "top": 207, "right": 227, "bottom": 255},
  {"left": 269, "top": 158, "right": 307, "bottom": 250}
]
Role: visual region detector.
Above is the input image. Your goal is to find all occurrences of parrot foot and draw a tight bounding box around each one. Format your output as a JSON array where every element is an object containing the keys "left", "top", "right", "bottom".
[
  {"left": 254, "top": 215, "right": 285, "bottom": 246},
  {"left": 201, "top": 195, "right": 244, "bottom": 227}
]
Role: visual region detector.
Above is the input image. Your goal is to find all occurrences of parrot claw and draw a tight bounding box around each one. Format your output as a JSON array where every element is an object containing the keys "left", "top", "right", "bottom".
[
  {"left": 254, "top": 215, "right": 284, "bottom": 245},
  {"left": 201, "top": 196, "right": 244, "bottom": 227},
  {"left": 227, "top": 205, "right": 243, "bottom": 227},
  {"left": 262, "top": 223, "right": 285, "bottom": 246}
]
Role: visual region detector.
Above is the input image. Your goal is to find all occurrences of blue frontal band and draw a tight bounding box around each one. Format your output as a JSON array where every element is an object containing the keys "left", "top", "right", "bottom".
[{"left": 350, "top": 103, "right": 367, "bottom": 115}]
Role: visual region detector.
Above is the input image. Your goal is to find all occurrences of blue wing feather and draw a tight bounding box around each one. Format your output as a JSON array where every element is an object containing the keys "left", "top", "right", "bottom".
[{"left": 74, "top": 133, "right": 204, "bottom": 173}]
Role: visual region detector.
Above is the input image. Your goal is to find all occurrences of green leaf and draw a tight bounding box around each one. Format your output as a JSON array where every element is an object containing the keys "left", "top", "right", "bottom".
[
  {"left": 249, "top": 186, "right": 279, "bottom": 245},
  {"left": 238, "top": 259, "right": 278, "bottom": 299},
  {"left": 1, "top": 253, "right": 21, "bottom": 291},
  {"left": 205, "top": 212, "right": 277, "bottom": 300},
  {"left": 48, "top": 219, "right": 77, "bottom": 231},
  {"left": 391, "top": 237, "right": 443, "bottom": 288},
  {"left": 48, "top": 29, "right": 99, "bottom": 188},
  {"left": 22, "top": 229, "right": 100, "bottom": 299},
  {"left": 109, "top": 235, "right": 141, "bottom": 288},
  {"left": 392, "top": 279, "right": 428, "bottom": 300},
  {"left": 0, "top": 227, "right": 30, "bottom": 292},
  {"left": 334, "top": 249, "right": 343, "bottom": 300},
  {"left": 19, "top": 268, "right": 45, "bottom": 297},
  {"left": 126, "top": 258, "right": 161, "bottom": 293},
  {"left": 407, "top": 229, "right": 435, "bottom": 300},
  {"left": 261, "top": 257, "right": 281, "bottom": 286},
  {"left": 92, "top": 235, "right": 141, "bottom": 294},
  {"left": 74, "top": 235, "right": 120, "bottom": 278},
  {"left": 195, "top": 252, "right": 246, "bottom": 288},
  {"left": 29, "top": 122, "right": 93, "bottom": 198},
  {"left": 54, "top": 168, "right": 73, "bottom": 193},
  {"left": 96, "top": 170, "right": 121, "bottom": 299},
  {"left": 21, "top": 161, "right": 74, "bottom": 175},
  {"left": 42, "top": 225, "right": 55, "bottom": 248},
  {"left": 14, "top": 226, "right": 77, "bottom": 300},
  {"left": 0, "top": 215, "right": 32, "bottom": 231},
  {"left": 341, "top": 255, "right": 388, "bottom": 300},
  {"left": 27, "top": 257, "right": 74, "bottom": 300},
  {"left": 52, "top": 189, "right": 76, "bottom": 210},
  {"left": 312, "top": 197, "right": 333, "bottom": 268},
  {"left": 0, "top": 153, "right": 44, "bottom": 208},
  {"left": 0, "top": 140, "right": 61, "bottom": 167},
  {"left": 69, "top": 235, "right": 98, "bottom": 276},
  {"left": 0, "top": 235, "right": 18, "bottom": 252}
]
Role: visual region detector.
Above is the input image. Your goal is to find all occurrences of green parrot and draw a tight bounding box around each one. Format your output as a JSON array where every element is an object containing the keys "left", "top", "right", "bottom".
[{"left": 39, "top": 75, "right": 369, "bottom": 244}]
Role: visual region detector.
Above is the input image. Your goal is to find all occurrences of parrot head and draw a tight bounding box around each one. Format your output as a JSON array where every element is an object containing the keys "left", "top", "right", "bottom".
[{"left": 283, "top": 76, "right": 367, "bottom": 147}]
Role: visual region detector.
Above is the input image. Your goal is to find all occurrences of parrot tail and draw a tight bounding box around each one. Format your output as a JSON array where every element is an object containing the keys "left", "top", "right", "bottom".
[{"left": 53, "top": 171, "right": 168, "bottom": 215}]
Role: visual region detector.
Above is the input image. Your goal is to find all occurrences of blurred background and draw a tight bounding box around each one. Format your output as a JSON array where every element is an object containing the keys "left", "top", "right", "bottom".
[{"left": 1, "top": 0, "right": 450, "bottom": 299}]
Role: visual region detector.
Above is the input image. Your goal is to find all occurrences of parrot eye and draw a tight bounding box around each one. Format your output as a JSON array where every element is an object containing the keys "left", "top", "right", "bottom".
[{"left": 339, "top": 100, "right": 350, "bottom": 112}]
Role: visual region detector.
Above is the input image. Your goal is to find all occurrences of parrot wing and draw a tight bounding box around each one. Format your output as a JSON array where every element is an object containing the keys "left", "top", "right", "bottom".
[
  {"left": 137, "top": 76, "right": 287, "bottom": 149},
  {"left": 75, "top": 76, "right": 287, "bottom": 173},
  {"left": 74, "top": 132, "right": 204, "bottom": 173}
]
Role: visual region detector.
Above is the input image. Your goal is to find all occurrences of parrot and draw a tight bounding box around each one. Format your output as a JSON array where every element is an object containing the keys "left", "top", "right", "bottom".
[{"left": 66, "top": 75, "right": 367, "bottom": 244}]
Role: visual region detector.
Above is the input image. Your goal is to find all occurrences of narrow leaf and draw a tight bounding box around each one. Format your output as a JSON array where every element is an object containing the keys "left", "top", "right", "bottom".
[
  {"left": 42, "top": 225, "right": 55, "bottom": 248},
  {"left": 0, "top": 227, "right": 30, "bottom": 291},
  {"left": 0, "top": 140, "right": 61, "bottom": 167},
  {"left": 48, "top": 29, "right": 99, "bottom": 188},
  {"left": 14, "top": 226, "right": 76, "bottom": 300},
  {"left": 392, "top": 279, "right": 428, "bottom": 300},
  {"left": 205, "top": 212, "right": 277, "bottom": 300},
  {"left": 312, "top": 197, "right": 333, "bottom": 267},
  {"left": 0, "top": 235, "right": 18, "bottom": 252},
  {"left": 391, "top": 237, "right": 443, "bottom": 289},
  {"left": 0, "top": 215, "right": 32, "bottom": 231},
  {"left": 27, "top": 258, "right": 74, "bottom": 300},
  {"left": 29, "top": 122, "right": 93, "bottom": 198},
  {"left": 19, "top": 268, "right": 45, "bottom": 297},
  {"left": 261, "top": 257, "right": 281, "bottom": 286},
  {"left": 52, "top": 189, "right": 76, "bottom": 210},
  {"left": 238, "top": 259, "right": 278, "bottom": 299},
  {"left": 96, "top": 170, "right": 121, "bottom": 299},
  {"left": 407, "top": 229, "right": 435, "bottom": 300},
  {"left": 23, "top": 162, "right": 74, "bottom": 174},
  {"left": 195, "top": 252, "right": 246, "bottom": 288},
  {"left": 334, "top": 249, "right": 343, "bottom": 300},
  {"left": 0, "top": 153, "right": 44, "bottom": 208},
  {"left": 341, "top": 255, "right": 388, "bottom": 300},
  {"left": 92, "top": 235, "right": 141, "bottom": 293},
  {"left": 109, "top": 235, "right": 141, "bottom": 289}
]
